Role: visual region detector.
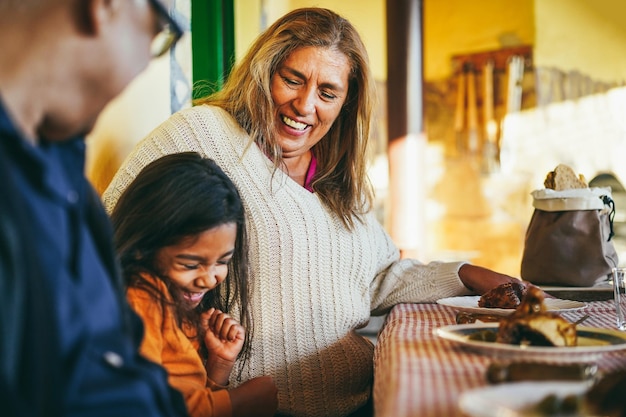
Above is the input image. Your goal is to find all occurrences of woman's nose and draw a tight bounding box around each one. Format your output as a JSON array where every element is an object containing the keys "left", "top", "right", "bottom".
[{"left": 293, "top": 88, "right": 316, "bottom": 116}]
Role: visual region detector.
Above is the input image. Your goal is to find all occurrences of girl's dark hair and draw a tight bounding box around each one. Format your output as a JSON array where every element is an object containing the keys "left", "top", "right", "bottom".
[{"left": 110, "top": 152, "right": 251, "bottom": 371}]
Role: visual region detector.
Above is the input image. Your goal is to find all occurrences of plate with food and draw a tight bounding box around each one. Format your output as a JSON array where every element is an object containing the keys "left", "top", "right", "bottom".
[
  {"left": 436, "top": 285, "right": 626, "bottom": 362},
  {"left": 458, "top": 381, "right": 591, "bottom": 417},
  {"left": 437, "top": 282, "right": 586, "bottom": 315},
  {"left": 437, "top": 296, "right": 586, "bottom": 315},
  {"left": 459, "top": 370, "right": 626, "bottom": 417},
  {"left": 435, "top": 323, "right": 626, "bottom": 362}
]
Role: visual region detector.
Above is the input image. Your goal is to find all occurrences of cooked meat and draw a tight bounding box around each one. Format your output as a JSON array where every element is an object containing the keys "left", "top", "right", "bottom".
[
  {"left": 497, "top": 314, "right": 577, "bottom": 347},
  {"left": 478, "top": 281, "right": 527, "bottom": 309},
  {"left": 496, "top": 286, "right": 577, "bottom": 347}
]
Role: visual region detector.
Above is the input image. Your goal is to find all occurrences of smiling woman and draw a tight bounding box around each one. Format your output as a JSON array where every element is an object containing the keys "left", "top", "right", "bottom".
[{"left": 269, "top": 46, "right": 351, "bottom": 185}]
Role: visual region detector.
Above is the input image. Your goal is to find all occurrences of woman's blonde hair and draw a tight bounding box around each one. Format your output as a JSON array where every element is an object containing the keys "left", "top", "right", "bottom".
[{"left": 195, "top": 7, "right": 376, "bottom": 229}]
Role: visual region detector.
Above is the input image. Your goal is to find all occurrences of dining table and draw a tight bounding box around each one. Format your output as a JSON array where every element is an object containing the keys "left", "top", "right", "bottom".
[{"left": 372, "top": 299, "right": 626, "bottom": 417}]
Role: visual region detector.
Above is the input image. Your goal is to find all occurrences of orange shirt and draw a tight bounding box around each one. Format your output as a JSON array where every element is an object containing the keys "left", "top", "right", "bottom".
[{"left": 127, "top": 275, "right": 232, "bottom": 417}]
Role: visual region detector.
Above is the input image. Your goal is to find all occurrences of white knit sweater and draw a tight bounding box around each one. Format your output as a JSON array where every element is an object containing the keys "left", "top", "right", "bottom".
[{"left": 102, "top": 105, "right": 470, "bottom": 417}]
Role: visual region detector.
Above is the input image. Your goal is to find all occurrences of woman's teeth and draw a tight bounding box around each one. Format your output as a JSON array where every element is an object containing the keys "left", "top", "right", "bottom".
[{"left": 282, "top": 115, "right": 307, "bottom": 130}]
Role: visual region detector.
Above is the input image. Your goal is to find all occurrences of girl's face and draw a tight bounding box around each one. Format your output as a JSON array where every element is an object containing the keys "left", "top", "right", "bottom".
[
  {"left": 155, "top": 223, "right": 237, "bottom": 309},
  {"left": 270, "top": 46, "right": 351, "bottom": 158}
]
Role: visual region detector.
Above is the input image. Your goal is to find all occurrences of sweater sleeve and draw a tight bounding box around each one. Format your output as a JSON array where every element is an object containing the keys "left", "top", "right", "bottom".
[
  {"left": 127, "top": 286, "right": 233, "bottom": 417},
  {"left": 366, "top": 214, "right": 473, "bottom": 315}
]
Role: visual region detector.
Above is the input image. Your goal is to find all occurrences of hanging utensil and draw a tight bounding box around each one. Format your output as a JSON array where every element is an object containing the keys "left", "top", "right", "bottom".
[
  {"left": 466, "top": 64, "right": 479, "bottom": 154},
  {"left": 482, "top": 60, "right": 498, "bottom": 172},
  {"left": 505, "top": 55, "right": 524, "bottom": 114},
  {"left": 454, "top": 65, "right": 467, "bottom": 155}
]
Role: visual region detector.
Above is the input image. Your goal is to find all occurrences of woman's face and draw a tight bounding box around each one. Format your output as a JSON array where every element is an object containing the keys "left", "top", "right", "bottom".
[
  {"left": 270, "top": 46, "right": 351, "bottom": 158},
  {"left": 155, "top": 223, "right": 237, "bottom": 309}
]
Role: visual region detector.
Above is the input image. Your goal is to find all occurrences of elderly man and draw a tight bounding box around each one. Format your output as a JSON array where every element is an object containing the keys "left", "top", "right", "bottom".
[{"left": 0, "top": 1, "right": 188, "bottom": 416}]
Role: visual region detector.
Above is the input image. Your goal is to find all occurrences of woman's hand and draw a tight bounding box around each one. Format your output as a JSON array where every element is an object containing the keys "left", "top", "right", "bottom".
[
  {"left": 201, "top": 308, "right": 245, "bottom": 385},
  {"left": 458, "top": 264, "right": 536, "bottom": 295}
]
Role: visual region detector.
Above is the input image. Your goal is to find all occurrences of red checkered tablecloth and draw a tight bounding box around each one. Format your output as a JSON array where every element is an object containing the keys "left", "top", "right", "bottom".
[{"left": 373, "top": 301, "right": 626, "bottom": 417}]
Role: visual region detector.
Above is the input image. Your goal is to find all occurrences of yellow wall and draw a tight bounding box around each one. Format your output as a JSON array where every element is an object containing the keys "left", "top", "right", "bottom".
[
  {"left": 87, "top": 0, "right": 626, "bottom": 194},
  {"left": 423, "top": 0, "right": 626, "bottom": 83},
  {"left": 233, "top": 0, "right": 262, "bottom": 63},
  {"left": 235, "top": 0, "right": 387, "bottom": 80},
  {"left": 236, "top": 0, "right": 626, "bottom": 84},
  {"left": 240, "top": 0, "right": 626, "bottom": 85},
  {"left": 291, "top": 0, "right": 387, "bottom": 80},
  {"left": 85, "top": 55, "right": 175, "bottom": 194},
  {"left": 534, "top": 0, "right": 626, "bottom": 83},
  {"left": 423, "top": 0, "right": 535, "bottom": 81}
]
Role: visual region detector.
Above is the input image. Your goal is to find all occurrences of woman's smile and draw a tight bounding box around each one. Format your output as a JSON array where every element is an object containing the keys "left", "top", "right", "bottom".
[
  {"left": 281, "top": 114, "right": 309, "bottom": 132},
  {"left": 270, "top": 46, "right": 350, "bottom": 158}
]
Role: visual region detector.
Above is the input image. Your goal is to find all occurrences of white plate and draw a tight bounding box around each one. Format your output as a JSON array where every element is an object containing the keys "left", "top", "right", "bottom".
[
  {"left": 437, "top": 295, "right": 587, "bottom": 316},
  {"left": 459, "top": 381, "right": 590, "bottom": 417},
  {"left": 435, "top": 323, "right": 626, "bottom": 362}
]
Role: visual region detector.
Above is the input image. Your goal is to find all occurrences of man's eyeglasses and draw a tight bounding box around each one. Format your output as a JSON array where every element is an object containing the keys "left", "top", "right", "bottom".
[{"left": 148, "top": 0, "right": 184, "bottom": 57}]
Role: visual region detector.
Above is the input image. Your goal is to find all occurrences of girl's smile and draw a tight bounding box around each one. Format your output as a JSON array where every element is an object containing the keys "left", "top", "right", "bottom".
[{"left": 155, "top": 223, "right": 237, "bottom": 308}]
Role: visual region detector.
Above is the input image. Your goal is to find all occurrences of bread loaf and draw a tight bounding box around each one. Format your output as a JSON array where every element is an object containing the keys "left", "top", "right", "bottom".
[{"left": 544, "top": 164, "right": 587, "bottom": 190}]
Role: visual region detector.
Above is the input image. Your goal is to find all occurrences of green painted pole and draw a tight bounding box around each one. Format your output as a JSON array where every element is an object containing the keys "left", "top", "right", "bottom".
[{"left": 191, "top": 0, "right": 235, "bottom": 99}]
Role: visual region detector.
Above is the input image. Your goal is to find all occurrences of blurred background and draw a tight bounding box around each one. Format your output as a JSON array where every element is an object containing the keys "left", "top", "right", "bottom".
[{"left": 86, "top": 0, "right": 626, "bottom": 278}]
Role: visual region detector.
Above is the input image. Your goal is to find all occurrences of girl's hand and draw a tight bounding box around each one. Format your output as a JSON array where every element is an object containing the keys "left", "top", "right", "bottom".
[
  {"left": 229, "top": 376, "right": 278, "bottom": 417},
  {"left": 201, "top": 308, "right": 245, "bottom": 363}
]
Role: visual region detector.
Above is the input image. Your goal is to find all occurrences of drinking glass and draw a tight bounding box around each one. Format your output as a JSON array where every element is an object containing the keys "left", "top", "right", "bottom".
[{"left": 612, "top": 267, "right": 626, "bottom": 330}]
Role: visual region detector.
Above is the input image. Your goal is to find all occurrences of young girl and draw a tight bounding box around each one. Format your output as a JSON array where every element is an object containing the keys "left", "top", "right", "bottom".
[{"left": 110, "top": 152, "right": 277, "bottom": 417}]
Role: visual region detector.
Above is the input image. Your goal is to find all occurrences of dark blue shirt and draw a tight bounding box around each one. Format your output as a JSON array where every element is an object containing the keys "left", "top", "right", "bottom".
[{"left": 0, "top": 100, "right": 188, "bottom": 417}]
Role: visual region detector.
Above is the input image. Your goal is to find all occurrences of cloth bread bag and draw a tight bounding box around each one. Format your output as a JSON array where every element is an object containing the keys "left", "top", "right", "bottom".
[{"left": 520, "top": 186, "right": 619, "bottom": 286}]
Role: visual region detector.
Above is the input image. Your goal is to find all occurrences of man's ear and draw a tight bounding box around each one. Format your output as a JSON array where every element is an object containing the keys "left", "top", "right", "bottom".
[{"left": 77, "top": 0, "right": 119, "bottom": 35}]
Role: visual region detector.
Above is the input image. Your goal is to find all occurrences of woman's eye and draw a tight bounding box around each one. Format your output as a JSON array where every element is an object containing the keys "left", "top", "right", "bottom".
[
  {"left": 321, "top": 91, "right": 337, "bottom": 100},
  {"left": 282, "top": 76, "right": 299, "bottom": 86},
  {"left": 182, "top": 263, "right": 199, "bottom": 270}
]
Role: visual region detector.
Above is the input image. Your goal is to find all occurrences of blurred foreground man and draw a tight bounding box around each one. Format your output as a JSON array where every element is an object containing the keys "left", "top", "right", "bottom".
[{"left": 0, "top": 1, "right": 189, "bottom": 416}]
